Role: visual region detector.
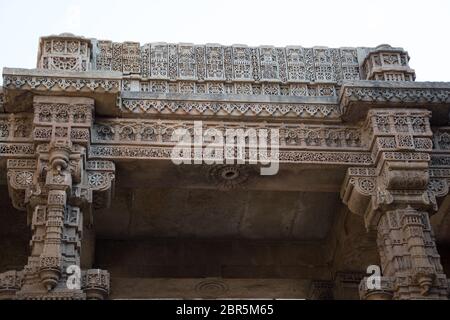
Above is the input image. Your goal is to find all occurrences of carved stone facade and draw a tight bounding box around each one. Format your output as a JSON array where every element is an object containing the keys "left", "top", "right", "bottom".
[{"left": 0, "top": 33, "right": 450, "bottom": 300}]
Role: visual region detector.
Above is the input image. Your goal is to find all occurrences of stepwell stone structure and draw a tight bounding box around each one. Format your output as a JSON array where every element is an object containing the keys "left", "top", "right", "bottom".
[{"left": 1, "top": 33, "right": 450, "bottom": 299}]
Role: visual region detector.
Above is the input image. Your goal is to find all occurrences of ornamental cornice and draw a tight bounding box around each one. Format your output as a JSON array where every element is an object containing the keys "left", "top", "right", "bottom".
[
  {"left": 340, "top": 81, "right": 450, "bottom": 123},
  {"left": 3, "top": 68, "right": 121, "bottom": 92},
  {"left": 2, "top": 68, "right": 121, "bottom": 115}
]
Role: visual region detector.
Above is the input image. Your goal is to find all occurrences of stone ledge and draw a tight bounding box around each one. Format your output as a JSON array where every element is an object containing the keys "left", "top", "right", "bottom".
[
  {"left": 340, "top": 80, "right": 450, "bottom": 124},
  {"left": 2, "top": 68, "right": 122, "bottom": 116}
]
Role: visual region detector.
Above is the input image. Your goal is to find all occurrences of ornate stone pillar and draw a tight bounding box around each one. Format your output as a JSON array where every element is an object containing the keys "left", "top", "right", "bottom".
[
  {"left": 341, "top": 108, "right": 449, "bottom": 299},
  {"left": 0, "top": 96, "right": 115, "bottom": 300}
]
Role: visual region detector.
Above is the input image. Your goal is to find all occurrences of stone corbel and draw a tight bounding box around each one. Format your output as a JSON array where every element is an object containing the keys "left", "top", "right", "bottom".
[
  {"left": 6, "top": 159, "right": 37, "bottom": 211},
  {"left": 428, "top": 169, "right": 450, "bottom": 210},
  {"left": 340, "top": 167, "right": 377, "bottom": 229},
  {"left": 86, "top": 160, "right": 115, "bottom": 210}
]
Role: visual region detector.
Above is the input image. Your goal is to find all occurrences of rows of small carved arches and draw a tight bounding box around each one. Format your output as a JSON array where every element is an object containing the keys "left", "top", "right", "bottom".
[
  {"left": 93, "top": 123, "right": 362, "bottom": 148},
  {"left": 371, "top": 114, "right": 430, "bottom": 134},
  {"left": 35, "top": 104, "right": 92, "bottom": 124}
]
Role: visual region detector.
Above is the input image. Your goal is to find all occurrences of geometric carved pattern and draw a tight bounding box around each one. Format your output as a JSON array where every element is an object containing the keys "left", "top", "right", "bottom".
[
  {"left": 89, "top": 145, "right": 373, "bottom": 165},
  {"left": 363, "top": 45, "right": 415, "bottom": 81},
  {"left": 95, "top": 41, "right": 362, "bottom": 84},
  {"left": 121, "top": 99, "right": 341, "bottom": 119},
  {"left": 38, "top": 34, "right": 91, "bottom": 72}
]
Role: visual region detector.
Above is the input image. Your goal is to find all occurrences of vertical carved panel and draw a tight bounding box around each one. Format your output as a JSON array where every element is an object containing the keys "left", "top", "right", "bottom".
[
  {"left": 111, "top": 42, "right": 123, "bottom": 72},
  {"left": 259, "top": 47, "right": 279, "bottom": 81},
  {"left": 206, "top": 45, "right": 224, "bottom": 80},
  {"left": 340, "top": 49, "right": 360, "bottom": 80},
  {"left": 195, "top": 46, "right": 206, "bottom": 81},
  {"left": 96, "top": 41, "right": 113, "bottom": 71},
  {"left": 150, "top": 43, "right": 169, "bottom": 78},
  {"left": 232, "top": 46, "right": 252, "bottom": 80},
  {"left": 286, "top": 47, "right": 306, "bottom": 82},
  {"left": 122, "top": 42, "right": 141, "bottom": 74},
  {"left": 314, "top": 48, "right": 334, "bottom": 82},
  {"left": 168, "top": 44, "right": 178, "bottom": 80},
  {"left": 178, "top": 45, "right": 196, "bottom": 79}
]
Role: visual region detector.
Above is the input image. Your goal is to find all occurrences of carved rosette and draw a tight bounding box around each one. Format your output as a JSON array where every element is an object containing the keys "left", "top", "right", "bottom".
[
  {"left": 6, "top": 159, "right": 36, "bottom": 210},
  {"left": 86, "top": 160, "right": 115, "bottom": 210},
  {"left": 341, "top": 108, "right": 449, "bottom": 300}
]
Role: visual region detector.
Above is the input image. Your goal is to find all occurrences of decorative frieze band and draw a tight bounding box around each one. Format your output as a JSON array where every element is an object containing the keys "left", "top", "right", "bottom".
[
  {"left": 89, "top": 145, "right": 373, "bottom": 165},
  {"left": 96, "top": 42, "right": 361, "bottom": 84},
  {"left": 124, "top": 80, "right": 339, "bottom": 97},
  {"left": 93, "top": 119, "right": 363, "bottom": 150},
  {"left": 121, "top": 98, "right": 341, "bottom": 119},
  {"left": 340, "top": 82, "right": 450, "bottom": 121},
  {"left": 342, "top": 85, "right": 450, "bottom": 105},
  {"left": 2, "top": 68, "right": 121, "bottom": 97}
]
